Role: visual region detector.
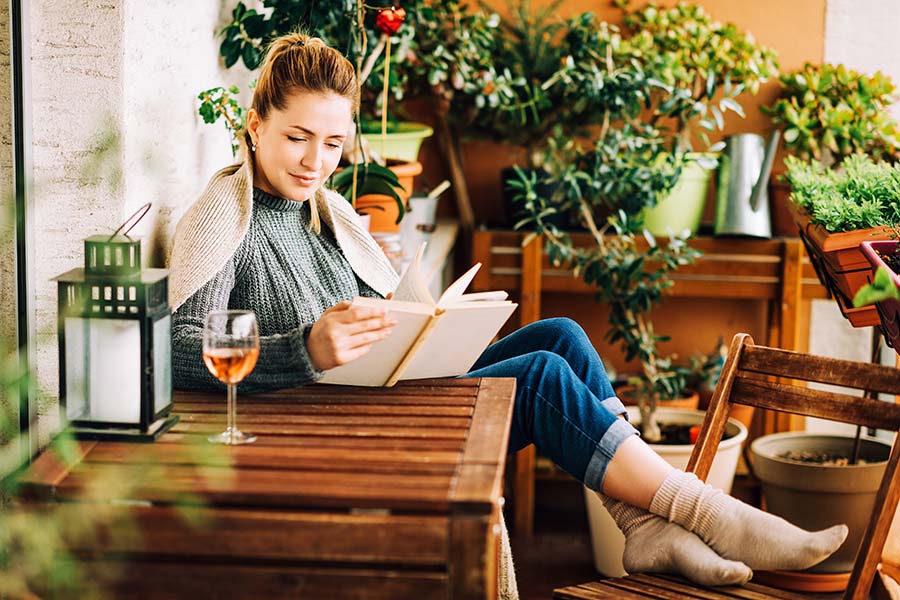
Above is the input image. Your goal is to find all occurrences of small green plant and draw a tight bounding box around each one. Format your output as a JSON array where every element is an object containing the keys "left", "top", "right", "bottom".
[
  {"left": 763, "top": 63, "right": 900, "bottom": 166},
  {"left": 198, "top": 85, "right": 248, "bottom": 156},
  {"left": 785, "top": 154, "right": 900, "bottom": 233},
  {"left": 853, "top": 265, "right": 900, "bottom": 307},
  {"left": 329, "top": 162, "right": 405, "bottom": 221}
]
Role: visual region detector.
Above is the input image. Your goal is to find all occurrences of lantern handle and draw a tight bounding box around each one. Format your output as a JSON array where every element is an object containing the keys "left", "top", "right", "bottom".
[{"left": 109, "top": 202, "right": 152, "bottom": 241}]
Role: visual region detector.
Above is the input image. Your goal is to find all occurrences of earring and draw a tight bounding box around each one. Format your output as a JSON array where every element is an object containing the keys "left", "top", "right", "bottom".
[{"left": 251, "top": 141, "right": 258, "bottom": 152}]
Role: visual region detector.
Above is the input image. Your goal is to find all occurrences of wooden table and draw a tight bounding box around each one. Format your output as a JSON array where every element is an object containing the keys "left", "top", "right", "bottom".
[
  {"left": 471, "top": 230, "right": 828, "bottom": 537},
  {"left": 17, "top": 377, "right": 516, "bottom": 599}
]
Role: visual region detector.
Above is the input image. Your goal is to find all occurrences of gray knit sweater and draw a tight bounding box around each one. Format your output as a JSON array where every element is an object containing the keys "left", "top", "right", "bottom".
[{"left": 172, "top": 188, "right": 382, "bottom": 392}]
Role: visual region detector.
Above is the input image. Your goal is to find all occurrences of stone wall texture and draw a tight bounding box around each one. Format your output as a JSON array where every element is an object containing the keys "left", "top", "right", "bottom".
[
  {"left": 0, "top": 1, "right": 16, "bottom": 444},
  {"left": 25, "top": 1, "right": 242, "bottom": 445}
]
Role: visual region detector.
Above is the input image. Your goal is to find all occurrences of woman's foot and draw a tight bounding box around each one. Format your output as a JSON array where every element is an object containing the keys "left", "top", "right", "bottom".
[
  {"left": 649, "top": 470, "right": 849, "bottom": 571},
  {"left": 603, "top": 496, "right": 752, "bottom": 586}
]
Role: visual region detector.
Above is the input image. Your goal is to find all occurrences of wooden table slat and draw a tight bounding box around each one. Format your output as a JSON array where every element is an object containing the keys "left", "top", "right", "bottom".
[
  {"left": 156, "top": 432, "right": 467, "bottom": 451},
  {"left": 85, "top": 442, "right": 462, "bottom": 467},
  {"left": 63, "top": 560, "right": 449, "bottom": 600},
  {"left": 178, "top": 393, "right": 477, "bottom": 406},
  {"left": 56, "top": 474, "right": 454, "bottom": 511},
  {"left": 170, "top": 422, "right": 470, "bottom": 439},
  {"left": 179, "top": 413, "right": 472, "bottom": 428},
  {"left": 51, "top": 504, "right": 449, "bottom": 565},
  {"left": 16, "top": 441, "right": 96, "bottom": 499},
  {"left": 175, "top": 402, "right": 474, "bottom": 416},
  {"left": 460, "top": 378, "right": 516, "bottom": 465}
]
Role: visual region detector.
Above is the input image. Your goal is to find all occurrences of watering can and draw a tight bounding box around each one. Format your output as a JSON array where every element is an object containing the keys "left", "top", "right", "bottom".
[{"left": 714, "top": 131, "right": 781, "bottom": 238}]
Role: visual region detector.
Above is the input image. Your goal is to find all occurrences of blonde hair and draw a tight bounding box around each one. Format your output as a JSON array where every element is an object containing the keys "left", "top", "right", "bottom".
[{"left": 247, "top": 32, "right": 358, "bottom": 233}]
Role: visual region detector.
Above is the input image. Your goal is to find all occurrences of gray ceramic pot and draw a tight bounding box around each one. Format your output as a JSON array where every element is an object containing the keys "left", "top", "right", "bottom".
[{"left": 750, "top": 432, "right": 891, "bottom": 573}]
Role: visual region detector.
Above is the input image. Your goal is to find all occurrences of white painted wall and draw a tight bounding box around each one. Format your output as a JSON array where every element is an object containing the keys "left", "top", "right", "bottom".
[
  {"left": 24, "top": 1, "right": 247, "bottom": 446},
  {"left": 824, "top": 0, "right": 900, "bottom": 123},
  {"left": 804, "top": 0, "right": 900, "bottom": 436}
]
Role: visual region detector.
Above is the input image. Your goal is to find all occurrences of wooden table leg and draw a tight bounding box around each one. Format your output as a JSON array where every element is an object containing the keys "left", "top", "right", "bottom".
[{"left": 513, "top": 446, "right": 536, "bottom": 537}]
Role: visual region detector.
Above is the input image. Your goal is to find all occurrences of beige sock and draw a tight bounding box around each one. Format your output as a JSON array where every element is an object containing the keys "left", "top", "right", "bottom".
[
  {"left": 601, "top": 495, "right": 752, "bottom": 586},
  {"left": 649, "top": 470, "right": 848, "bottom": 571}
]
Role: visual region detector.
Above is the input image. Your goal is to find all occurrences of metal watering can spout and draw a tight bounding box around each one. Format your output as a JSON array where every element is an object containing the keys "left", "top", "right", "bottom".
[{"left": 748, "top": 130, "right": 781, "bottom": 213}]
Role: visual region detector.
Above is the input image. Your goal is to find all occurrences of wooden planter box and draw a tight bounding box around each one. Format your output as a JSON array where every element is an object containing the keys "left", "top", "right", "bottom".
[
  {"left": 861, "top": 240, "right": 900, "bottom": 352},
  {"left": 788, "top": 202, "right": 891, "bottom": 327}
]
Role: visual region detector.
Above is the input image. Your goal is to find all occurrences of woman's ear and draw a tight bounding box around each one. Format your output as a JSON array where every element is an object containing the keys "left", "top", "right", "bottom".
[{"left": 246, "top": 108, "right": 261, "bottom": 146}]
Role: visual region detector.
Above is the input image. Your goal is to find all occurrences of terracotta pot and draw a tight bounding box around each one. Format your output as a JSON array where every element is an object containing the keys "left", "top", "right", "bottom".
[
  {"left": 356, "top": 194, "right": 403, "bottom": 233},
  {"left": 768, "top": 172, "right": 797, "bottom": 237},
  {"left": 354, "top": 160, "right": 423, "bottom": 234},
  {"left": 788, "top": 203, "right": 889, "bottom": 327}
]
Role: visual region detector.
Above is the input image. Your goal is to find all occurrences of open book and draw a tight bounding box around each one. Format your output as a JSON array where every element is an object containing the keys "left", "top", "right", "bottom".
[{"left": 318, "top": 243, "right": 517, "bottom": 386}]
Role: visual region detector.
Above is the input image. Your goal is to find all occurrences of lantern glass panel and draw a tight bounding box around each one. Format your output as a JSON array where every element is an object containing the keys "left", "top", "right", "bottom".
[
  {"left": 153, "top": 314, "right": 172, "bottom": 414},
  {"left": 64, "top": 317, "right": 141, "bottom": 424}
]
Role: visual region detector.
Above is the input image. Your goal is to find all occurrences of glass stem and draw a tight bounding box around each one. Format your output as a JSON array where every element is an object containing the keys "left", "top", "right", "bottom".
[{"left": 227, "top": 383, "right": 237, "bottom": 442}]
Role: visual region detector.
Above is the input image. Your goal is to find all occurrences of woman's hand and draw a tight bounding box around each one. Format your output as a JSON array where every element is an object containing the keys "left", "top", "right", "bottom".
[{"left": 307, "top": 301, "right": 396, "bottom": 371}]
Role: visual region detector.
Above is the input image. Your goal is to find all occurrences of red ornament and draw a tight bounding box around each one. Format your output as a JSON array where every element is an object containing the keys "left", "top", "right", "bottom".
[{"left": 375, "top": 6, "right": 406, "bottom": 36}]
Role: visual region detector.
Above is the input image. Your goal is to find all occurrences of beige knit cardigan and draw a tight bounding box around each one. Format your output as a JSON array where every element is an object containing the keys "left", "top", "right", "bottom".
[{"left": 167, "top": 157, "right": 399, "bottom": 311}]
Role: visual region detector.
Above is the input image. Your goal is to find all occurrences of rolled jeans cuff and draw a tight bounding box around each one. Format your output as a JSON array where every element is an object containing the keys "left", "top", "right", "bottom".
[
  {"left": 600, "top": 396, "right": 628, "bottom": 418},
  {"left": 582, "top": 418, "right": 639, "bottom": 491}
]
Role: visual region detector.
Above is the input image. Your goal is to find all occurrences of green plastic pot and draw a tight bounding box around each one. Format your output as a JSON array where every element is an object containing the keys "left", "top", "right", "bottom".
[
  {"left": 643, "top": 156, "right": 716, "bottom": 237},
  {"left": 362, "top": 122, "right": 434, "bottom": 162}
]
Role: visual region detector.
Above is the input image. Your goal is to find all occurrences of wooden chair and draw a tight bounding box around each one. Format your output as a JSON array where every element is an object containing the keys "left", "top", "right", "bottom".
[{"left": 555, "top": 333, "right": 900, "bottom": 600}]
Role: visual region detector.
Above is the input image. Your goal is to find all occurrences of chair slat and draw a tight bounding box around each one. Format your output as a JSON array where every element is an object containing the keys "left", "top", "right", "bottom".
[
  {"left": 730, "top": 376, "right": 900, "bottom": 431},
  {"left": 739, "top": 345, "right": 900, "bottom": 396}
]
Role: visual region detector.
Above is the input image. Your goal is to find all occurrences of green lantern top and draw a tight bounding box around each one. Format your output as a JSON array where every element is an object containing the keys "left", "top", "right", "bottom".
[
  {"left": 84, "top": 234, "right": 142, "bottom": 277},
  {"left": 84, "top": 203, "right": 151, "bottom": 278}
]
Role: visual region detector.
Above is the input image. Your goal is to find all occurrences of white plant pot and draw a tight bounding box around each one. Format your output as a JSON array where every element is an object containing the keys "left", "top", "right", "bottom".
[{"left": 584, "top": 407, "right": 748, "bottom": 577}]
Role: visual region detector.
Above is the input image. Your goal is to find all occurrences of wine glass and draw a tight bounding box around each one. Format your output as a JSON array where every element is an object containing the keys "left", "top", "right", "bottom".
[{"left": 202, "top": 310, "right": 260, "bottom": 445}]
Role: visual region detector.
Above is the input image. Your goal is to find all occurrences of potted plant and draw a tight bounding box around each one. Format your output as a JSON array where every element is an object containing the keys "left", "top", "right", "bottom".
[
  {"left": 855, "top": 240, "right": 900, "bottom": 352},
  {"left": 749, "top": 431, "right": 892, "bottom": 584},
  {"left": 784, "top": 153, "right": 900, "bottom": 326},
  {"left": 617, "top": 0, "right": 778, "bottom": 236},
  {"left": 219, "top": 1, "right": 433, "bottom": 163},
  {"left": 763, "top": 63, "right": 900, "bottom": 235},
  {"left": 491, "top": 1, "right": 777, "bottom": 232}
]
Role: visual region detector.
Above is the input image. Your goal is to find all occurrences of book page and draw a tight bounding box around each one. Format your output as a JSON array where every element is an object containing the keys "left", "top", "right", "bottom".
[
  {"left": 435, "top": 262, "right": 483, "bottom": 309},
  {"left": 400, "top": 302, "right": 517, "bottom": 380},
  {"left": 392, "top": 242, "right": 435, "bottom": 305},
  {"left": 317, "top": 297, "right": 432, "bottom": 386}
]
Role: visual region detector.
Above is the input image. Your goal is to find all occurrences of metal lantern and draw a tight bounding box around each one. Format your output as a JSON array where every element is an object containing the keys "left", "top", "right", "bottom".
[{"left": 53, "top": 204, "right": 178, "bottom": 441}]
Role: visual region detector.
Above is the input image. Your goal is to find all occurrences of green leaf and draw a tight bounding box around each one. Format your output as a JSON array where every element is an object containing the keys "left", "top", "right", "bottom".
[
  {"left": 853, "top": 266, "right": 900, "bottom": 307},
  {"left": 241, "top": 44, "right": 261, "bottom": 70},
  {"left": 242, "top": 13, "right": 267, "bottom": 38}
]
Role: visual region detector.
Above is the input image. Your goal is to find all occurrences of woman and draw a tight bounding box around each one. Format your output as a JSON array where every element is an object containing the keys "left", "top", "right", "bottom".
[{"left": 169, "top": 33, "right": 847, "bottom": 587}]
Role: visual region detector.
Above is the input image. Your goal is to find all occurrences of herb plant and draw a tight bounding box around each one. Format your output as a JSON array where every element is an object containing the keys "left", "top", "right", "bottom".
[{"left": 785, "top": 154, "right": 900, "bottom": 233}]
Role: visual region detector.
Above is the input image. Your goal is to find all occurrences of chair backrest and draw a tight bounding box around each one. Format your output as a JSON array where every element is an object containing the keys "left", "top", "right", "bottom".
[{"left": 686, "top": 333, "right": 900, "bottom": 600}]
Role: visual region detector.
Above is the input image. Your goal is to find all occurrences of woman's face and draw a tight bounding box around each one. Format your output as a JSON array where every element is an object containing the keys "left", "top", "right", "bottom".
[{"left": 247, "top": 90, "right": 353, "bottom": 202}]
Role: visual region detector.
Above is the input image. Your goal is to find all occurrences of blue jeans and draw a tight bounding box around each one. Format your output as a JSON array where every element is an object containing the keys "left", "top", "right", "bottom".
[{"left": 465, "top": 318, "right": 637, "bottom": 491}]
